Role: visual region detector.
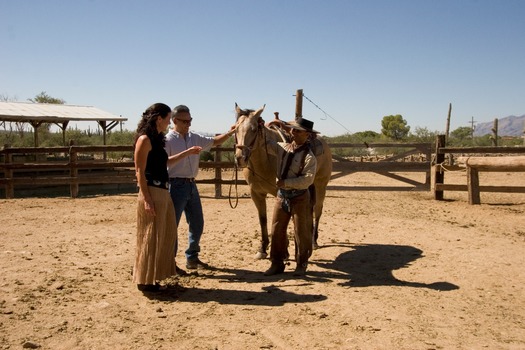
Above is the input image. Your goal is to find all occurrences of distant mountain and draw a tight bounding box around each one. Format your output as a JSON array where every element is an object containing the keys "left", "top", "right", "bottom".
[{"left": 473, "top": 115, "right": 525, "bottom": 137}]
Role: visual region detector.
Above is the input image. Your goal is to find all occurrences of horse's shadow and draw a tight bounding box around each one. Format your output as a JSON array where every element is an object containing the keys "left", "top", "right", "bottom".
[{"left": 310, "top": 242, "right": 458, "bottom": 291}]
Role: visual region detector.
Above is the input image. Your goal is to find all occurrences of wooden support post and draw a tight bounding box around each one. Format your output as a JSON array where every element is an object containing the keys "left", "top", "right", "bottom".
[
  {"left": 98, "top": 121, "right": 108, "bottom": 160},
  {"left": 69, "top": 140, "right": 79, "bottom": 198},
  {"left": 30, "top": 121, "right": 43, "bottom": 147},
  {"left": 467, "top": 167, "right": 480, "bottom": 204},
  {"left": 4, "top": 144, "right": 14, "bottom": 198},
  {"left": 295, "top": 89, "right": 303, "bottom": 120},
  {"left": 433, "top": 135, "right": 446, "bottom": 200}
]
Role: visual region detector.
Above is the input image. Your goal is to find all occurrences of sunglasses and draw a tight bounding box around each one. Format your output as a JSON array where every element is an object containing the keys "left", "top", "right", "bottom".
[{"left": 176, "top": 118, "right": 192, "bottom": 125}]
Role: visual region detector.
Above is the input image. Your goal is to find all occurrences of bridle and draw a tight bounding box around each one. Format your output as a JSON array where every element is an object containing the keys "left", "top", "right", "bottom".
[{"left": 228, "top": 116, "right": 276, "bottom": 209}]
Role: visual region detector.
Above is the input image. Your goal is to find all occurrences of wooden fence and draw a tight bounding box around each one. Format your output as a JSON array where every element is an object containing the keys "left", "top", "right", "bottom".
[
  {"left": 1, "top": 142, "right": 433, "bottom": 199},
  {"left": 0, "top": 144, "right": 248, "bottom": 199},
  {"left": 433, "top": 135, "right": 525, "bottom": 204}
]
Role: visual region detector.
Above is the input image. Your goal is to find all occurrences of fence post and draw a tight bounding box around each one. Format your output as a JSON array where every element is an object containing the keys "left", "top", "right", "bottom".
[
  {"left": 491, "top": 118, "right": 498, "bottom": 147},
  {"left": 433, "top": 135, "right": 446, "bottom": 200},
  {"left": 295, "top": 89, "right": 303, "bottom": 119},
  {"left": 214, "top": 146, "right": 222, "bottom": 198},
  {"left": 467, "top": 166, "right": 481, "bottom": 205},
  {"left": 4, "top": 144, "right": 14, "bottom": 198},
  {"left": 69, "top": 140, "right": 79, "bottom": 198}
]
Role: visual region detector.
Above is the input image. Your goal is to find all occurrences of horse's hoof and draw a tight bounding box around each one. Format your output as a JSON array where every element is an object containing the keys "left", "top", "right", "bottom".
[{"left": 254, "top": 252, "right": 268, "bottom": 260}]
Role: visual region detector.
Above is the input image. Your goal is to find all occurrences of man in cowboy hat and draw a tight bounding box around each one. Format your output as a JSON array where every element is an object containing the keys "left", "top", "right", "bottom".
[{"left": 264, "top": 117, "right": 318, "bottom": 276}]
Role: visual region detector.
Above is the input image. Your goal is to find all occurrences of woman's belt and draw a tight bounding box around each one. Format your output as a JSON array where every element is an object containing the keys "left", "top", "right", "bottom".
[{"left": 147, "top": 179, "right": 169, "bottom": 189}]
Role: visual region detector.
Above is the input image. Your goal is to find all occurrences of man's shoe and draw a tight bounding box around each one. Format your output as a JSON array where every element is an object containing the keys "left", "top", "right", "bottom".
[
  {"left": 175, "top": 264, "right": 188, "bottom": 276},
  {"left": 186, "top": 258, "right": 211, "bottom": 270},
  {"left": 264, "top": 262, "right": 285, "bottom": 276}
]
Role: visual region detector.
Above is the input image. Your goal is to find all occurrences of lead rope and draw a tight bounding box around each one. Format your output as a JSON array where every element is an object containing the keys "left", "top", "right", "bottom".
[
  {"left": 228, "top": 160, "right": 239, "bottom": 209},
  {"left": 228, "top": 130, "right": 240, "bottom": 209}
]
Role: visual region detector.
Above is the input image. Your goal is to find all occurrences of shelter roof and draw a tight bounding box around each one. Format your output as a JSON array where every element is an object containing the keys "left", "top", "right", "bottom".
[{"left": 0, "top": 101, "right": 126, "bottom": 123}]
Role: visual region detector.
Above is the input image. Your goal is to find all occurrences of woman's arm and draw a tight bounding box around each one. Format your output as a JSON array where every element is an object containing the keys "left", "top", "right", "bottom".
[{"left": 134, "top": 135, "right": 155, "bottom": 216}]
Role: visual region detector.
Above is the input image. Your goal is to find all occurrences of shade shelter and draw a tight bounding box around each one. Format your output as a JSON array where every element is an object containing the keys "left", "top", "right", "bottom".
[{"left": 0, "top": 101, "right": 127, "bottom": 146}]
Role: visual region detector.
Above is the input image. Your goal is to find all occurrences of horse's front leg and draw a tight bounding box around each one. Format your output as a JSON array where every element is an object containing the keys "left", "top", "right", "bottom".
[{"left": 251, "top": 191, "right": 269, "bottom": 259}]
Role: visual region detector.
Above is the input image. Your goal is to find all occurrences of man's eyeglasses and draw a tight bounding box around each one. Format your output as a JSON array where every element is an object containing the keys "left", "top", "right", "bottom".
[{"left": 176, "top": 118, "right": 192, "bottom": 125}]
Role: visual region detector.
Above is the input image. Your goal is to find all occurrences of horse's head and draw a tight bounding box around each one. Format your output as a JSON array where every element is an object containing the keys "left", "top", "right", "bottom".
[{"left": 234, "top": 103, "right": 265, "bottom": 167}]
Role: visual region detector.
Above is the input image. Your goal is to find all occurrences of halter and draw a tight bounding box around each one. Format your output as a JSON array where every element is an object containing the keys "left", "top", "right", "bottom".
[
  {"left": 229, "top": 117, "right": 277, "bottom": 209},
  {"left": 233, "top": 116, "right": 265, "bottom": 165}
]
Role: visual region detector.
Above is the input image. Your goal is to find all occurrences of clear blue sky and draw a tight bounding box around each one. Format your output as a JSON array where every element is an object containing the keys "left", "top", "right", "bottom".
[{"left": 1, "top": 0, "right": 524, "bottom": 136}]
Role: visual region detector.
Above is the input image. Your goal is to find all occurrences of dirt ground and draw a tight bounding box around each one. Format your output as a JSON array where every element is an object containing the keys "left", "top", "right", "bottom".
[{"left": 1, "top": 170, "right": 524, "bottom": 350}]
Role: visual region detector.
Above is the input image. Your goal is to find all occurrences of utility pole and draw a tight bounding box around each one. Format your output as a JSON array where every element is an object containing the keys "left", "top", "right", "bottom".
[
  {"left": 469, "top": 116, "right": 477, "bottom": 142},
  {"left": 445, "top": 103, "right": 452, "bottom": 145}
]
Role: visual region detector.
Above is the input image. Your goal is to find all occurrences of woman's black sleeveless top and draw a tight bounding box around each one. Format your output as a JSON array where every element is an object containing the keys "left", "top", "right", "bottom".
[{"left": 145, "top": 136, "right": 169, "bottom": 189}]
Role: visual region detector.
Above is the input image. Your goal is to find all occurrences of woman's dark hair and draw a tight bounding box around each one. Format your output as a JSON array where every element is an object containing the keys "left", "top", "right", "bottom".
[{"left": 134, "top": 103, "right": 171, "bottom": 148}]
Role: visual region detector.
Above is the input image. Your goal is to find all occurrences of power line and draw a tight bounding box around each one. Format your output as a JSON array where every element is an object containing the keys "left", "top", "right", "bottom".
[{"left": 301, "top": 94, "right": 352, "bottom": 134}]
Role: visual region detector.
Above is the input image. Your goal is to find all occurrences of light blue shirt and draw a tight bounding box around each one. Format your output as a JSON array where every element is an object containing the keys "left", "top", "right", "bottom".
[{"left": 165, "top": 130, "right": 214, "bottom": 178}]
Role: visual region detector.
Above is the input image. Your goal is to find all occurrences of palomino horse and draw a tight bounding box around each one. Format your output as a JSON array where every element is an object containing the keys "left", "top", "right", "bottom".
[{"left": 234, "top": 103, "right": 332, "bottom": 259}]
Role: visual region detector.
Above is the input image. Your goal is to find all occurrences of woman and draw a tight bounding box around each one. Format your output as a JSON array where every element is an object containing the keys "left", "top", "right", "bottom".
[{"left": 133, "top": 103, "right": 200, "bottom": 292}]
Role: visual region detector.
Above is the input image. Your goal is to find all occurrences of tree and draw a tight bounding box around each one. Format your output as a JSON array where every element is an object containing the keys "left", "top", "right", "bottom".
[
  {"left": 381, "top": 114, "right": 410, "bottom": 140},
  {"left": 449, "top": 126, "right": 472, "bottom": 146},
  {"left": 28, "top": 91, "right": 65, "bottom": 104},
  {"left": 0, "top": 93, "right": 18, "bottom": 102},
  {"left": 409, "top": 126, "right": 439, "bottom": 142}
]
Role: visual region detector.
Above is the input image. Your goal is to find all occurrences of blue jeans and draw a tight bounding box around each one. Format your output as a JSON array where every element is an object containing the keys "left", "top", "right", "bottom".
[{"left": 169, "top": 178, "right": 204, "bottom": 261}]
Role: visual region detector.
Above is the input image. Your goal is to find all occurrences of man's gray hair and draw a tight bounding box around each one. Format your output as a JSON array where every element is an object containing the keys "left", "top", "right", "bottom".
[{"left": 172, "top": 105, "right": 190, "bottom": 120}]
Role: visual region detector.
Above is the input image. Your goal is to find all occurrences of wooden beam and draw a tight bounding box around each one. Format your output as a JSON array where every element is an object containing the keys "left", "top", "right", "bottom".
[{"left": 457, "top": 156, "right": 525, "bottom": 171}]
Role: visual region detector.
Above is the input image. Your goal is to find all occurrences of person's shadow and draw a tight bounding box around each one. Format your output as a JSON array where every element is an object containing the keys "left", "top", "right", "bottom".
[{"left": 311, "top": 243, "right": 459, "bottom": 291}]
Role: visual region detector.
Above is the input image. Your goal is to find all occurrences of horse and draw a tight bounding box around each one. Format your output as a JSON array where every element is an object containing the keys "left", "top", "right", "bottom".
[{"left": 233, "top": 103, "right": 332, "bottom": 259}]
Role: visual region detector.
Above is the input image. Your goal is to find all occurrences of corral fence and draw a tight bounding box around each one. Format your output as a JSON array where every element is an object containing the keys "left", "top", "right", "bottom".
[
  {"left": 0, "top": 143, "right": 244, "bottom": 199},
  {"left": 328, "top": 142, "right": 432, "bottom": 191},
  {"left": 4, "top": 138, "right": 525, "bottom": 202},
  {"left": 433, "top": 135, "right": 525, "bottom": 204},
  {"left": 1, "top": 141, "right": 433, "bottom": 199}
]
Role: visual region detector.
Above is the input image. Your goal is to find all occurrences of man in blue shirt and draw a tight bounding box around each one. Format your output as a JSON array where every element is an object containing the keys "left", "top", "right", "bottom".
[{"left": 165, "top": 105, "right": 235, "bottom": 272}]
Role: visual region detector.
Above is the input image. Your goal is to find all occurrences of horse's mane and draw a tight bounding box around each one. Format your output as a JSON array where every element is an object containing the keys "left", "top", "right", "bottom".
[{"left": 236, "top": 108, "right": 255, "bottom": 117}]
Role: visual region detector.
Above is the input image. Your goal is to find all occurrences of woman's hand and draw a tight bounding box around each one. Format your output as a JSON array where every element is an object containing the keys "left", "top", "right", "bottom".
[{"left": 144, "top": 198, "right": 156, "bottom": 216}]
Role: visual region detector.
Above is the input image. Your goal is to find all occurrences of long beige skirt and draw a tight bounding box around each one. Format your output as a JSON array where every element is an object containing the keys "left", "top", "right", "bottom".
[{"left": 133, "top": 186, "right": 177, "bottom": 285}]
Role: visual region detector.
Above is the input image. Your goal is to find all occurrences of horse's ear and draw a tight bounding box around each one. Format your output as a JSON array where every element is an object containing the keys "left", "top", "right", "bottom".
[
  {"left": 235, "top": 103, "right": 242, "bottom": 120},
  {"left": 254, "top": 104, "right": 265, "bottom": 118}
]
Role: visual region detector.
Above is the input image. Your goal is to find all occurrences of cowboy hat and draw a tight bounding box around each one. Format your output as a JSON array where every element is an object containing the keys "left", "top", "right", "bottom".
[{"left": 285, "top": 117, "right": 319, "bottom": 133}]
